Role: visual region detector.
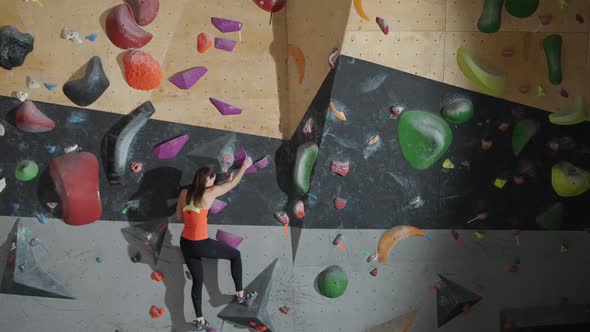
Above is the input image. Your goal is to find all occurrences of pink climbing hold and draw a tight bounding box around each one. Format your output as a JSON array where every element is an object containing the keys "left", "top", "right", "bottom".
[
  {"left": 168, "top": 67, "right": 208, "bottom": 90},
  {"left": 451, "top": 229, "right": 464, "bottom": 245},
  {"left": 210, "top": 199, "right": 227, "bottom": 214},
  {"left": 125, "top": 0, "right": 160, "bottom": 26},
  {"left": 376, "top": 17, "right": 389, "bottom": 35},
  {"left": 234, "top": 147, "right": 256, "bottom": 174},
  {"left": 293, "top": 200, "right": 305, "bottom": 219},
  {"left": 16, "top": 100, "right": 55, "bottom": 132},
  {"left": 210, "top": 98, "right": 243, "bottom": 116},
  {"left": 211, "top": 17, "right": 243, "bottom": 33},
  {"left": 215, "top": 229, "right": 244, "bottom": 248},
  {"left": 152, "top": 134, "right": 189, "bottom": 159},
  {"left": 328, "top": 48, "right": 340, "bottom": 69},
  {"left": 303, "top": 117, "right": 314, "bottom": 137},
  {"left": 333, "top": 197, "right": 347, "bottom": 210},
  {"left": 330, "top": 161, "right": 350, "bottom": 177},
  {"left": 214, "top": 37, "right": 237, "bottom": 52},
  {"left": 274, "top": 211, "right": 289, "bottom": 225},
  {"left": 254, "top": 155, "right": 270, "bottom": 169},
  {"left": 370, "top": 267, "right": 378, "bottom": 277}
]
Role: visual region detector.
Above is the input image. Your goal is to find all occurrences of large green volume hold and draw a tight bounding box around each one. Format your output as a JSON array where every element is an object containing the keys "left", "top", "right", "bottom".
[
  {"left": 317, "top": 265, "right": 348, "bottom": 298},
  {"left": 478, "top": 0, "right": 504, "bottom": 33},
  {"left": 293, "top": 142, "right": 319, "bottom": 194},
  {"left": 543, "top": 34, "right": 562, "bottom": 85},
  {"left": 505, "top": 0, "right": 539, "bottom": 18}
]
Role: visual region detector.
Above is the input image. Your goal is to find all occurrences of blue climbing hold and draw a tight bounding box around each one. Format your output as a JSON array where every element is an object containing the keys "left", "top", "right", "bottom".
[
  {"left": 44, "top": 83, "right": 57, "bottom": 91},
  {"left": 47, "top": 145, "right": 57, "bottom": 153},
  {"left": 85, "top": 34, "right": 97, "bottom": 42},
  {"left": 96, "top": 257, "right": 103, "bottom": 263},
  {"left": 34, "top": 212, "right": 47, "bottom": 224}
]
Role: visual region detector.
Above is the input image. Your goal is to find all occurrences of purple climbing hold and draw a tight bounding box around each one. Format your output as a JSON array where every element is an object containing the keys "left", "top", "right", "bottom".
[
  {"left": 214, "top": 37, "right": 237, "bottom": 52},
  {"left": 209, "top": 98, "right": 242, "bottom": 116},
  {"left": 234, "top": 147, "right": 256, "bottom": 174},
  {"left": 211, "top": 17, "right": 243, "bottom": 33},
  {"left": 215, "top": 229, "right": 244, "bottom": 248},
  {"left": 254, "top": 155, "right": 270, "bottom": 169},
  {"left": 152, "top": 134, "right": 189, "bottom": 159},
  {"left": 168, "top": 67, "right": 208, "bottom": 90},
  {"left": 210, "top": 199, "right": 228, "bottom": 214}
]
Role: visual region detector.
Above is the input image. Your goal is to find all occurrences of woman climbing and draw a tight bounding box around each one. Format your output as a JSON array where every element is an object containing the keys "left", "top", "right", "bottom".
[{"left": 176, "top": 157, "right": 257, "bottom": 330}]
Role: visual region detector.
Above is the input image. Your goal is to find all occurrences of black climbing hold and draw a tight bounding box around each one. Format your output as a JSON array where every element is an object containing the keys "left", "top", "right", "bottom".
[
  {"left": 102, "top": 101, "right": 156, "bottom": 185},
  {"left": 130, "top": 252, "right": 142, "bottom": 263},
  {"left": 0, "top": 26, "right": 34, "bottom": 70},
  {"left": 63, "top": 56, "right": 110, "bottom": 106},
  {"left": 436, "top": 274, "right": 482, "bottom": 327}
]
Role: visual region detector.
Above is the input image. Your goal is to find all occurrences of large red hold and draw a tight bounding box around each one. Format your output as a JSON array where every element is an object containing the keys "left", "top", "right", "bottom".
[
  {"left": 16, "top": 100, "right": 55, "bottom": 132},
  {"left": 106, "top": 4, "right": 153, "bottom": 49},
  {"left": 252, "top": 0, "right": 287, "bottom": 12},
  {"left": 49, "top": 152, "right": 102, "bottom": 226},
  {"left": 125, "top": 0, "right": 160, "bottom": 26}
]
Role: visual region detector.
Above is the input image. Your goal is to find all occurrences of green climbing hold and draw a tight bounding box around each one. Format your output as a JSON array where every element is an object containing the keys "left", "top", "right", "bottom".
[
  {"left": 512, "top": 119, "right": 540, "bottom": 156},
  {"left": 478, "top": 0, "right": 504, "bottom": 33},
  {"left": 317, "top": 265, "right": 348, "bottom": 298},
  {"left": 398, "top": 111, "right": 452, "bottom": 170},
  {"left": 293, "top": 142, "right": 319, "bottom": 194},
  {"left": 543, "top": 34, "right": 562, "bottom": 85},
  {"left": 15, "top": 160, "right": 39, "bottom": 181},
  {"left": 441, "top": 98, "right": 474, "bottom": 124},
  {"left": 457, "top": 47, "right": 507, "bottom": 97},
  {"left": 551, "top": 162, "right": 590, "bottom": 197},
  {"left": 505, "top": 0, "right": 539, "bottom": 18},
  {"left": 536, "top": 202, "right": 564, "bottom": 230},
  {"left": 549, "top": 96, "right": 587, "bottom": 125}
]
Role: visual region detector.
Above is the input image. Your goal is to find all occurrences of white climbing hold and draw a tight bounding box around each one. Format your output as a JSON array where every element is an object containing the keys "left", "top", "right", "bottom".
[
  {"left": 0, "top": 123, "right": 5, "bottom": 136},
  {"left": 26, "top": 76, "right": 40, "bottom": 89},
  {"left": 64, "top": 144, "right": 79, "bottom": 153},
  {"left": 0, "top": 177, "right": 6, "bottom": 193},
  {"left": 15, "top": 91, "right": 29, "bottom": 102},
  {"left": 46, "top": 202, "right": 58, "bottom": 209},
  {"left": 62, "top": 28, "right": 83, "bottom": 44}
]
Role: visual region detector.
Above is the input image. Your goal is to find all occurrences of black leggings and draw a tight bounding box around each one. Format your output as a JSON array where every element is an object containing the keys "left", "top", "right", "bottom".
[{"left": 180, "top": 237, "right": 243, "bottom": 317}]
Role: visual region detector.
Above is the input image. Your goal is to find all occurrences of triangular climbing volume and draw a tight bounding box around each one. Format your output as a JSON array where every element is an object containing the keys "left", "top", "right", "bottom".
[
  {"left": 0, "top": 219, "right": 75, "bottom": 299},
  {"left": 218, "top": 258, "right": 279, "bottom": 331},
  {"left": 121, "top": 217, "right": 170, "bottom": 264},
  {"left": 436, "top": 274, "right": 481, "bottom": 327}
]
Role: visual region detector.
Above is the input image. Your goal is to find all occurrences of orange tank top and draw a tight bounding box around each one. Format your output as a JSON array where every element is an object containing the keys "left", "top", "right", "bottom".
[{"left": 181, "top": 201, "right": 209, "bottom": 241}]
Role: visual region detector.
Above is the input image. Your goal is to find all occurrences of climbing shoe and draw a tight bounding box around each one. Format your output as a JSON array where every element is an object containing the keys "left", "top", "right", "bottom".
[
  {"left": 237, "top": 290, "right": 258, "bottom": 306},
  {"left": 194, "top": 319, "right": 210, "bottom": 331}
]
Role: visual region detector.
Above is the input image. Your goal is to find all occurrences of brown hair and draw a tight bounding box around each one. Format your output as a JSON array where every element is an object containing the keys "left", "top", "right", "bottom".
[{"left": 186, "top": 166, "right": 216, "bottom": 206}]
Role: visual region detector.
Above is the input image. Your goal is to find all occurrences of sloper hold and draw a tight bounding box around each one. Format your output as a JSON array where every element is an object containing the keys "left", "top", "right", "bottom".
[
  {"left": 211, "top": 17, "right": 243, "bottom": 33},
  {"left": 210, "top": 98, "right": 242, "bottom": 115},
  {"left": 1, "top": 220, "right": 75, "bottom": 299},
  {"left": 252, "top": 0, "right": 287, "bottom": 13},
  {"left": 214, "top": 37, "right": 237, "bottom": 52},
  {"left": 106, "top": 4, "right": 153, "bottom": 49},
  {"left": 49, "top": 152, "right": 102, "bottom": 226},
  {"left": 121, "top": 218, "right": 169, "bottom": 264},
  {"left": 103, "top": 101, "right": 155, "bottom": 185},
  {"left": 152, "top": 134, "right": 189, "bottom": 159},
  {"left": 168, "top": 67, "right": 208, "bottom": 90},
  {"left": 123, "top": 50, "right": 163, "bottom": 91},
  {"left": 293, "top": 142, "right": 319, "bottom": 194},
  {"left": 0, "top": 26, "right": 34, "bottom": 70},
  {"left": 234, "top": 147, "right": 256, "bottom": 173},
  {"left": 125, "top": 0, "right": 160, "bottom": 26},
  {"left": 436, "top": 274, "right": 482, "bottom": 327},
  {"left": 16, "top": 100, "right": 56, "bottom": 132},
  {"left": 216, "top": 229, "right": 244, "bottom": 248},
  {"left": 218, "top": 258, "right": 278, "bottom": 331},
  {"left": 63, "top": 56, "right": 110, "bottom": 106}
]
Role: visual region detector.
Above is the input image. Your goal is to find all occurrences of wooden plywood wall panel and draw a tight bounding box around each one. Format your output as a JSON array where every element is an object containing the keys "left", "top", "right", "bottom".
[
  {"left": 345, "top": 0, "right": 446, "bottom": 31},
  {"left": 444, "top": 31, "right": 589, "bottom": 113}
]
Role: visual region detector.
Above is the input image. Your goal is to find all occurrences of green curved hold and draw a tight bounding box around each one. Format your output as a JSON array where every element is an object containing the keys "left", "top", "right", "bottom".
[
  {"left": 505, "top": 0, "right": 539, "bottom": 18},
  {"left": 536, "top": 202, "right": 563, "bottom": 230},
  {"left": 15, "top": 160, "right": 39, "bottom": 181},
  {"left": 512, "top": 119, "right": 540, "bottom": 156},
  {"left": 457, "top": 47, "right": 507, "bottom": 97},
  {"left": 549, "top": 96, "right": 587, "bottom": 125},
  {"left": 293, "top": 142, "right": 319, "bottom": 194},
  {"left": 317, "top": 265, "right": 348, "bottom": 298},
  {"left": 478, "top": 0, "right": 504, "bottom": 33},
  {"left": 441, "top": 98, "right": 474, "bottom": 124},
  {"left": 543, "top": 35, "right": 562, "bottom": 85},
  {"left": 398, "top": 111, "right": 452, "bottom": 170},
  {"left": 551, "top": 162, "right": 590, "bottom": 197}
]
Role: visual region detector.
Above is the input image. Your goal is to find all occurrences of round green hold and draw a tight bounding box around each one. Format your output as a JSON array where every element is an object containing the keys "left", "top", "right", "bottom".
[
  {"left": 441, "top": 98, "right": 474, "bottom": 124},
  {"left": 317, "top": 265, "right": 348, "bottom": 298},
  {"left": 505, "top": 0, "right": 539, "bottom": 18},
  {"left": 15, "top": 160, "right": 39, "bottom": 181}
]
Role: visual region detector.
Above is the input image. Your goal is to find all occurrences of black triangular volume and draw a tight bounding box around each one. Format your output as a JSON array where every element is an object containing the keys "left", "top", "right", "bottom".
[{"left": 436, "top": 274, "right": 481, "bottom": 327}]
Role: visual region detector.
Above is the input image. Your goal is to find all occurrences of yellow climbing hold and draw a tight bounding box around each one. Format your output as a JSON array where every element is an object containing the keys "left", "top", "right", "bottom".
[
  {"left": 551, "top": 161, "right": 590, "bottom": 197},
  {"left": 549, "top": 96, "right": 587, "bottom": 125},
  {"left": 442, "top": 159, "right": 455, "bottom": 169},
  {"left": 457, "top": 47, "right": 507, "bottom": 97},
  {"left": 329, "top": 102, "right": 347, "bottom": 121},
  {"left": 369, "top": 134, "right": 380, "bottom": 145},
  {"left": 353, "top": 0, "right": 370, "bottom": 21},
  {"left": 474, "top": 231, "right": 485, "bottom": 239},
  {"left": 494, "top": 178, "right": 507, "bottom": 189}
]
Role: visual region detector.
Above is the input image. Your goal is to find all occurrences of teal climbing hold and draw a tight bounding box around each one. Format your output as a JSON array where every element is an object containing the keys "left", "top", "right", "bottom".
[
  {"left": 15, "top": 160, "right": 39, "bottom": 181},
  {"left": 512, "top": 119, "right": 540, "bottom": 156},
  {"left": 505, "top": 0, "right": 539, "bottom": 18},
  {"left": 441, "top": 98, "right": 474, "bottom": 124},
  {"left": 293, "top": 142, "right": 319, "bottom": 194},
  {"left": 536, "top": 202, "right": 563, "bottom": 230},
  {"left": 317, "top": 265, "right": 348, "bottom": 298},
  {"left": 397, "top": 111, "right": 452, "bottom": 170}
]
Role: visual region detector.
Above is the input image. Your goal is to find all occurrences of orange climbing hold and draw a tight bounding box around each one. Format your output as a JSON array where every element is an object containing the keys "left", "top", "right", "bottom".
[
  {"left": 378, "top": 225, "right": 426, "bottom": 264},
  {"left": 293, "top": 200, "right": 305, "bottom": 219},
  {"left": 151, "top": 271, "right": 164, "bottom": 282},
  {"left": 353, "top": 0, "right": 370, "bottom": 21},
  {"left": 288, "top": 44, "right": 305, "bottom": 84},
  {"left": 197, "top": 32, "right": 213, "bottom": 53},
  {"left": 329, "top": 102, "right": 347, "bottom": 121},
  {"left": 149, "top": 305, "right": 165, "bottom": 319},
  {"left": 123, "top": 50, "right": 162, "bottom": 91}
]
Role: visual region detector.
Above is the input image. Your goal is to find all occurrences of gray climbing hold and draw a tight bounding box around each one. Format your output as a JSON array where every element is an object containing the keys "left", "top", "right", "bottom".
[
  {"left": 63, "top": 56, "right": 110, "bottom": 106},
  {"left": 0, "top": 26, "right": 34, "bottom": 70},
  {"left": 121, "top": 217, "right": 169, "bottom": 264},
  {"left": 437, "top": 274, "right": 481, "bottom": 327}
]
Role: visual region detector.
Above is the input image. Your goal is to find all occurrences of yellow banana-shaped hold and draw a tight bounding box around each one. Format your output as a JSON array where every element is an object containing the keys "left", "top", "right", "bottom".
[
  {"left": 353, "top": 0, "right": 370, "bottom": 21},
  {"left": 329, "top": 102, "right": 347, "bottom": 121},
  {"left": 378, "top": 225, "right": 425, "bottom": 263}
]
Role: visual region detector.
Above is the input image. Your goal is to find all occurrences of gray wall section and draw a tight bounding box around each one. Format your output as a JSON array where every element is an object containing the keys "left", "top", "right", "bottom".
[{"left": 1, "top": 216, "right": 589, "bottom": 332}]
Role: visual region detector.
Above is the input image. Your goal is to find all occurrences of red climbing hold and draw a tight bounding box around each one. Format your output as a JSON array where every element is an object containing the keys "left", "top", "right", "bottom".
[
  {"left": 302, "top": 117, "right": 314, "bottom": 137},
  {"left": 279, "top": 306, "right": 289, "bottom": 314},
  {"left": 130, "top": 162, "right": 143, "bottom": 173},
  {"left": 481, "top": 139, "right": 493, "bottom": 151},
  {"left": 151, "top": 271, "right": 164, "bottom": 282},
  {"left": 48, "top": 152, "right": 102, "bottom": 226},
  {"left": 370, "top": 267, "right": 378, "bottom": 276},
  {"left": 293, "top": 200, "right": 305, "bottom": 219},
  {"left": 333, "top": 197, "right": 347, "bottom": 210},
  {"left": 498, "top": 122, "right": 510, "bottom": 132},
  {"left": 376, "top": 17, "right": 389, "bottom": 35},
  {"left": 274, "top": 211, "right": 289, "bottom": 225},
  {"left": 106, "top": 4, "right": 153, "bottom": 49},
  {"left": 16, "top": 100, "right": 55, "bottom": 132},
  {"left": 149, "top": 305, "right": 165, "bottom": 319},
  {"left": 123, "top": 50, "right": 162, "bottom": 91},
  {"left": 330, "top": 161, "right": 350, "bottom": 177},
  {"left": 125, "top": 0, "right": 160, "bottom": 26},
  {"left": 252, "top": 0, "right": 287, "bottom": 13},
  {"left": 197, "top": 32, "right": 213, "bottom": 53}
]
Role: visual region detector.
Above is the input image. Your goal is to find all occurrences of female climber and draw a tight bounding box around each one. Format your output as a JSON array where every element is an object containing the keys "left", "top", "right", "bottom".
[{"left": 176, "top": 157, "right": 257, "bottom": 330}]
